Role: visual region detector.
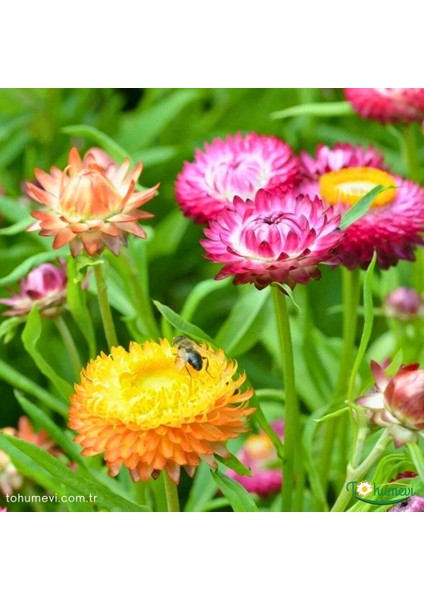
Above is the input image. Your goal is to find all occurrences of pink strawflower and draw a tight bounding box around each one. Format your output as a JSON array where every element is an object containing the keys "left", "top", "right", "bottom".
[
  {"left": 26, "top": 147, "right": 158, "bottom": 257},
  {"left": 388, "top": 496, "right": 424, "bottom": 512},
  {"left": 344, "top": 88, "right": 424, "bottom": 123},
  {"left": 0, "top": 507, "right": 6, "bottom": 512},
  {"left": 227, "top": 421, "right": 284, "bottom": 496},
  {"left": 201, "top": 187, "right": 343, "bottom": 289},
  {"left": 297, "top": 144, "right": 424, "bottom": 269},
  {"left": 357, "top": 361, "right": 424, "bottom": 447},
  {"left": 175, "top": 133, "right": 299, "bottom": 223},
  {"left": 0, "top": 262, "right": 67, "bottom": 317},
  {"left": 384, "top": 287, "right": 424, "bottom": 321}
]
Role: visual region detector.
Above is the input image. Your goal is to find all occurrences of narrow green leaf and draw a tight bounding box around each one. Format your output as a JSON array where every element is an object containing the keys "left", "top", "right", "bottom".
[
  {"left": 14, "top": 391, "right": 86, "bottom": 469},
  {"left": 0, "top": 251, "right": 64, "bottom": 286},
  {"left": 0, "top": 316, "right": 24, "bottom": 344},
  {"left": 0, "top": 434, "right": 151, "bottom": 512},
  {"left": 270, "top": 101, "right": 353, "bottom": 120},
  {"left": 407, "top": 443, "right": 424, "bottom": 482},
  {"left": 66, "top": 257, "right": 97, "bottom": 357},
  {"left": 215, "top": 287, "right": 270, "bottom": 355},
  {"left": 180, "top": 278, "right": 231, "bottom": 322},
  {"left": 147, "top": 210, "right": 189, "bottom": 259},
  {"left": 0, "top": 217, "right": 33, "bottom": 236},
  {"left": 0, "top": 358, "right": 68, "bottom": 417},
  {"left": 152, "top": 300, "right": 215, "bottom": 345},
  {"left": 347, "top": 252, "right": 377, "bottom": 401},
  {"left": 212, "top": 471, "right": 258, "bottom": 512},
  {"left": 314, "top": 405, "right": 349, "bottom": 423},
  {"left": 340, "top": 186, "right": 394, "bottom": 230},
  {"left": 61, "top": 125, "right": 129, "bottom": 162},
  {"left": 21, "top": 306, "right": 74, "bottom": 401},
  {"left": 215, "top": 452, "right": 251, "bottom": 476},
  {"left": 0, "top": 196, "right": 30, "bottom": 222},
  {"left": 184, "top": 462, "right": 218, "bottom": 512},
  {"left": 250, "top": 396, "right": 285, "bottom": 460}
]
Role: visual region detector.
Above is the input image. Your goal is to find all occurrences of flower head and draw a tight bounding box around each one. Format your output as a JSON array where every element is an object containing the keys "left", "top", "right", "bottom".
[
  {"left": 201, "top": 187, "right": 343, "bottom": 289},
  {"left": 69, "top": 339, "right": 254, "bottom": 484},
  {"left": 357, "top": 361, "right": 424, "bottom": 447},
  {"left": 26, "top": 147, "right": 158, "bottom": 257},
  {"left": 297, "top": 144, "right": 424, "bottom": 269},
  {"left": 0, "top": 262, "right": 67, "bottom": 317},
  {"left": 227, "top": 420, "right": 284, "bottom": 496},
  {"left": 384, "top": 287, "right": 424, "bottom": 321},
  {"left": 175, "top": 133, "right": 299, "bottom": 223},
  {"left": 344, "top": 88, "right": 424, "bottom": 123},
  {"left": 388, "top": 496, "right": 424, "bottom": 512}
]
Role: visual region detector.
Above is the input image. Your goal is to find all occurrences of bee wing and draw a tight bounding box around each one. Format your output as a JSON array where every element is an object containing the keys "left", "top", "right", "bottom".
[{"left": 174, "top": 356, "right": 186, "bottom": 370}]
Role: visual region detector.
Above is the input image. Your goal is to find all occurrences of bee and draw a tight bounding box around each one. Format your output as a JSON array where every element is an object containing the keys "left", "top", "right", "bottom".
[{"left": 172, "top": 335, "right": 204, "bottom": 372}]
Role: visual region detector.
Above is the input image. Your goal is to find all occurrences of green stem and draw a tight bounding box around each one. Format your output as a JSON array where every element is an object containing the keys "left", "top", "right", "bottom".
[
  {"left": 331, "top": 429, "right": 391, "bottom": 512},
  {"left": 54, "top": 315, "right": 82, "bottom": 378},
  {"left": 317, "top": 269, "right": 361, "bottom": 493},
  {"left": 402, "top": 123, "right": 419, "bottom": 182},
  {"left": 163, "top": 472, "right": 180, "bottom": 512},
  {"left": 93, "top": 262, "right": 118, "bottom": 349},
  {"left": 122, "top": 245, "right": 159, "bottom": 338},
  {"left": 272, "top": 286, "right": 298, "bottom": 512}
]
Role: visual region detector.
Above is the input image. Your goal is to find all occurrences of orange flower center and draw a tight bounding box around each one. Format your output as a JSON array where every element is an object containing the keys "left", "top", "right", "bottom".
[
  {"left": 319, "top": 167, "right": 396, "bottom": 207},
  {"left": 60, "top": 168, "right": 124, "bottom": 219},
  {"left": 244, "top": 433, "right": 273, "bottom": 460}
]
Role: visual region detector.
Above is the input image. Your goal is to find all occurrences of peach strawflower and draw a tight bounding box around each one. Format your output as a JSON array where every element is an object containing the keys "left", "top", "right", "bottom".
[
  {"left": 344, "top": 88, "right": 424, "bottom": 123},
  {"left": 26, "top": 147, "right": 158, "bottom": 257},
  {"left": 175, "top": 133, "right": 299, "bottom": 223},
  {"left": 69, "top": 339, "right": 254, "bottom": 484}
]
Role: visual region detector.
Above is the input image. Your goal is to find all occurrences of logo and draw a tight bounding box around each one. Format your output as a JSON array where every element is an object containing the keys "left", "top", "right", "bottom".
[{"left": 347, "top": 480, "right": 414, "bottom": 505}]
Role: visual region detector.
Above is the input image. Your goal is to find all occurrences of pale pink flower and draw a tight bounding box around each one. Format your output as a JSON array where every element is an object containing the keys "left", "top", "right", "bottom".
[
  {"left": 384, "top": 287, "right": 424, "bottom": 321},
  {"left": 344, "top": 88, "right": 424, "bottom": 123}
]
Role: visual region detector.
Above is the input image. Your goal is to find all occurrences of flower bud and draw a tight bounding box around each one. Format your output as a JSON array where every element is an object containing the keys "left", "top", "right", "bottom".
[{"left": 384, "top": 287, "right": 424, "bottom": 321}]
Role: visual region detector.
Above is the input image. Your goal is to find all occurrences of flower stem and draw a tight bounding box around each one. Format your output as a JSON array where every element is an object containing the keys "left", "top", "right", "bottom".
[
  {"left": 54, "top": 315, "right": 82, "bottom": 378},
  {"left": 93, "top": 262, "right": 118, "bottom": 349},
  {"left": 272, "top": 285, "right": 298, "bottom": 512},
  {"left": 163, "top": 472, "right": 180, "bottom": 512},
  {"left": 331, "top": 429, "right": 391, "bottom": 512},
  {"left": 318, "top": 268, "right": 361, "bottom": 493}
]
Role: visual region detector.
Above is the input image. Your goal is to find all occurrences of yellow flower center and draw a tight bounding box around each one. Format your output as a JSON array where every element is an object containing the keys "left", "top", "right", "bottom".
[
  {"left": 81, "top": 340, "right": 237, "bottom": 429},
  {"left": 319, "top": 167, "right": 396, "bottom": 207}
]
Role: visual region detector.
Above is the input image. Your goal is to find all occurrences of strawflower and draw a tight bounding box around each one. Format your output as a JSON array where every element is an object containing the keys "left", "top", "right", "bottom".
[
  {"left": 388, "top": 496, "right": 424, "bottom": 512},
  {"left": 201, "top": 187, "right": 343, "bottom": 289},
  {"left": 0, "top": 262, "right": 67, "bottom": 317},
  {"left": 298, "top": 144, "right": 424, "bottom": 269},
  {"left": 344, "top": 88, "right": 424, "bottom": 123},
  {"left": 69, "top": 339, "right": 254, "bottom": 484},
  {"left": 227, "top": 420, "right": 284, "bottom": 495},
  {"left": 357, "top": 361, "right": 424, "bottom": 447},
  {"left": 384, "top": 287, "right": 424, "bottom": 321},
  {"left": 175, "top": 133, "right": 299, "bottom": 223},
  {"left": 26, "top": 147, "right": 158, "bottom": 256}
]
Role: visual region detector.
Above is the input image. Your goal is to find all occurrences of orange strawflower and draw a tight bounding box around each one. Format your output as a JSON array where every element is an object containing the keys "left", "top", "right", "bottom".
[
  {"left": 69, "top": 339, "right": 254, "bottom": 484},
  {"left": 26, "top": 147, "right": 158, "bottom": 257}
]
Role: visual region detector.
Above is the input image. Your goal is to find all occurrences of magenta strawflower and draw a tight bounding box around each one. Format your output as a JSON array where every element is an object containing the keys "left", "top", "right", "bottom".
[
  {"left": 201, "top": 187, "right": 343, "bottom": 289},
  {"left": 344, "top": 88, "right": 424, "bottom": 123},
  {"left": 357, "top": 361, "right": 424, "bottom": 447},
  {"left": 297, "top": 144, "right": 424, "bottom": 269},
  {"left": 175, "top": 133, "right": 299, "bottom": 223},
  {"left": 388, "top": 496, "right": 424, "bottom": 512},
  {"left": 227, "top": 421, "right": 284, "bottom": 496},
  {"left": 0, "top": 262, "right": 67, "bottom": 317},
  {"left": 384, "top": 287, "right": 424, "bottom": 321}
]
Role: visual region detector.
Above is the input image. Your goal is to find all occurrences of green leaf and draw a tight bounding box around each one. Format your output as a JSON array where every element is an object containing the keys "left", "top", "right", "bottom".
[
  {"left": 132, "top": 146, "right": 178, "bottom": 167},
  {"left": 215, "top": 452, "right": 251, "bottom": 476},
  {"left": 21, "top": 306, "right": 74, "bottom": 401},
  {"left": 314, "top": 405, "right": 349, "bottom": 423},
  {"left": 0, "top": 358, "right": 68, "bottom": 417},
  {"left": 61, "top": 124, "right": 129, "bottom": 162},
  {"left": 250, "top": 395, "right": 285, "bottom": 460},
  {"left": 66, "top": 257, "right": 97, "bottom": 357},
  {"left": 0, "top": 316, "right": 24, "bottom": 344},
  {"left": 347, "top": 252, "right": 377, "bottom": 401},
  {"left": 270, "top": 101, "right": 353, "bottom": 120},
  {"left": 147, "top": 210, "right": 189, "bottom": 260},
  {"left": 184, "top": 462, "right": 218, "bottom": 512},
  {"left": 180, "top": 278, "right": 231, "bottom": 322},
  {"left": 0, "top": 251, "right": 65, "bottom": 287},
  {"left": 14, "top": 391, "right": 87, "bottom": 469},
  {"left": 0, "top": 196, "right": 30, "bottom": 223},
  {"left": 215, "top": 287, "right": 270, "bottom": 355},
  {"left": 407, "top": 443, "right": 424, "bottom": 483},
  {"left": 0, "top": 434, "right": 151, "bottom": 512},
  {"left": 0, "top": 217, "right": 33, "bottom": 236},
  {"left": 340, "top": 186, "right": 394, "bottom": 230},
  {"left": 152, "top": 300, "right": 215, "bottom": 345},
  {"left": 211, "top": 471, "right": 258, "bottom": 512}
]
